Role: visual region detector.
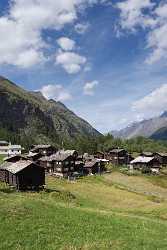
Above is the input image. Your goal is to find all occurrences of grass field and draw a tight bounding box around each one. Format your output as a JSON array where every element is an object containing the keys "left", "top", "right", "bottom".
[
  {"left": 0, "top": 155, "right": 5, "bottom": 163},
  {"left": 1, "top": 171, "right": 167, "bottom": 249}
]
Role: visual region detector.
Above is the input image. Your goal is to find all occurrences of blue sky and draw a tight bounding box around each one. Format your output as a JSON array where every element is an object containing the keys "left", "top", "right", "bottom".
[{"left": 0, "top": 0, "right": 167, "bottom": 133}]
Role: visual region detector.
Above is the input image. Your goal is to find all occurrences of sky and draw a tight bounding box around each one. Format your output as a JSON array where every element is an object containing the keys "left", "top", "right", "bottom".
[{"left": 0, "top": 0, "right": 167, "bottom": 133}]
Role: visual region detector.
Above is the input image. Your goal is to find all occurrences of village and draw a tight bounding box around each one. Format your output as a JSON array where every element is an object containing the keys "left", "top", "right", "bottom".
[{"left": 0, "top": 140, "right": 167, "bottom": 191}]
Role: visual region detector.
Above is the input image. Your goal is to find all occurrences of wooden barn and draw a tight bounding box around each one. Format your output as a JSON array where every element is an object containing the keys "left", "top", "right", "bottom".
[
  {"left": 130, "top": 156, "right": 161, "bottom": 173},
  {"left": 0, "top": 160, "right": 45, "bottom": 190},
  {"left": 105, "top": 148, "right": 130, "bottom": 165}
]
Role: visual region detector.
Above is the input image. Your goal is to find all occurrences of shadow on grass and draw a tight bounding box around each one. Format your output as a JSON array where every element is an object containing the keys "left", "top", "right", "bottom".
[{"left": 0, "top": 188, "right": 16, "bottom": 194}]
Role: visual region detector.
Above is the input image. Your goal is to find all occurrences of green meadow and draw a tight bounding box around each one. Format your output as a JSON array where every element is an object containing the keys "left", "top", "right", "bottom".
[{"left": 0, "top": 171, "right": 167, "bottom": 250}]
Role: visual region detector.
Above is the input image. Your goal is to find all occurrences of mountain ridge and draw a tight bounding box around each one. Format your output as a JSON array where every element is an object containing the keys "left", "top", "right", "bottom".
[
  {"left": 0, "top": 76, "right": 101, "bottom": 147},
  {"left": 112, "top": 112, "right": 167, "bottom": 140}
]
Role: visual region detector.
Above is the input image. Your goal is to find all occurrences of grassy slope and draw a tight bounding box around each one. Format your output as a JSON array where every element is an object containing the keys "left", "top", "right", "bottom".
[
  {"left": 0, "top": 155, "right": 5, "bottom": 163},
  {"left": 1, "top": 173, "right": 167, "bottom": 249}
]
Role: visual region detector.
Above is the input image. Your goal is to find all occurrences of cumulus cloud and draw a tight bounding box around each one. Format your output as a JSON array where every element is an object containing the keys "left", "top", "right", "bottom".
[
  {"left": 83, "top": 80, "right": 99, "bottom": 95},
  {"left": 40, "top": 84, "right": 72, "bottom": 102},
  {"left": 0, "top": 0, "right": 103, "bottom": 68},
  {"left": 116, "top": 0, "right": 155, "bottom": 31},
  {"left": 146, "top": 3, "right": 167, "bottom": 64},
  {"left": 57, "top": 37, "right": 76, "bottom": 51},
  {"left": 56, "top": 51, "right": 87, "bottom": 74},
  {"left": 75, "top": 23, "right": 89, "bottom": 34},
  {"left": 116, "top": 0, "right": 167, "bottom": 64},
  {"left": 132, "top": 84, "right": 167, "bottom": 117}
]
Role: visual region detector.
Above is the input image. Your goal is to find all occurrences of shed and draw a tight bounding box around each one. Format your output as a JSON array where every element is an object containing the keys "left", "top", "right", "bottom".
[
  {"left": 83, "top": 160, "right": 102, "bottom": 175},
  {"left": 0, "top": 160, "right": 45, "bottom": 190}
]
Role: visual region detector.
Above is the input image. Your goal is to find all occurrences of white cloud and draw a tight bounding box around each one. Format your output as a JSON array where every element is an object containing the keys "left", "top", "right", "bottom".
[
  {"left": 57, "top": 37, "right": 76, "bottom": 51},
  {"left": 83, "top": 80, "right": 99, "bottom": 95},
  {"left": 40, "top": 84, "right": 72, "bottom": 102},
  {"left": 56, "top": 51, "right": 87, "bottom": 74},
  {"left": 0, "top": 0, "right": 103, "bottom": 68},
  {"left": 132, "top": 84, "right": 167, "bottom": 117},
  {"left": 146, "top": 3, "right": 167, "bottom": 64},
  {"left": 75, "top": 23, "right": 89, "bottom": 34},
  {"left": 116, "top": 0, "right": 167, "bottom": 65},
  {"left": 116, "top": 0, "right": 155, "bottom": 31}
]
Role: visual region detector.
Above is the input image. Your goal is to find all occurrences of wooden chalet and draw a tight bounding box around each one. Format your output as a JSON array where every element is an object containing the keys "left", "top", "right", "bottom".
[
  {"left": 30, "top": 145, "right": 57, "bottom": 156},
  {"left": 105, "top": 148, "right": 130, "bottom": 165},
  {"left": 39, "top": 151, "right": 76, "bottom": 178},
  {"left": 130, "top": 156, "right": 161, "bottom": 173},
  {"left": 153, "top": 152, "right": 167, "bottom": 166},
  {"left": 83, "top": 160, "right": 105, "bottom": 175},
  {"left": 0, "top": 160, "right": 45, "bottom": 190}
]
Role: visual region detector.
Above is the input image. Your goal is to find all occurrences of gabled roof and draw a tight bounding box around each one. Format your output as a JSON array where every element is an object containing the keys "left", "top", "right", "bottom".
[
  {"left": 84, "top": 160, "right": 98, "bottom": 168},
  {"left": 0, "top": 160, "right": 35, "bottom": 174},
  {"left": 30, "top": 145, "right": 53, "bottom": 152},
  {"left": 9, "top": 145, "right": 22, "bottom": 149},
  {"left": 130, "top": 156, "right": 154, "bottom": 164},
  {"left": 109, "top": 149, "right": 125, "bottom": 153},
  {"left": 58, "top": 150, "right": 77, "bottom": 157},
  {"left": 141, "top": 152, "right": 154, "bottom": 157},
  {"left": 50, "top": 153, "right": 71, "bottom": 161},
  {"left": 27, "top": 152, "right": 41, "bottom": 157},
  {"left": 39, "top": 152, "right": 71, "bottom": 162},
  {"left": 155, "top": 152, "right": 167, "bottom": 157},
  {"left": 0, "top": 141, "right": 9, "bottom": 145},
  {"left": 4, "top": 155, "right": 26, "bottom": 162}
]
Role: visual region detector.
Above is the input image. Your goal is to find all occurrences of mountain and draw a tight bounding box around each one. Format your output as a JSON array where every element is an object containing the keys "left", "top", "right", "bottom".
[
  {"left": 0, "top": 76, "right": 101, "bottom": 147},
  {"left": 112, "top": 112, "right": 167, "bottom": 140},
  {"left": 151, "top": 127, "right": 167, "bottom": 140}
]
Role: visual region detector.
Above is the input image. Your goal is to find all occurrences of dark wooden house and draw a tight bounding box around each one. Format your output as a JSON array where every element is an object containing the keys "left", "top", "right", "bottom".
[
  {"left": 39, "top": 152, "right": 76, "bottom": 178},
  {"left": 105, "top": 148, "right": 130, "bottom": 165},
  {"left": 38, "top": 156, "right": 53, "bottom": 173},
  {"left": 153, "top": 153, "right": 167, "bottom": 166},
  {"left": 0, "top": 160, "right": 45, "bottom": 190},
  {"left": 130, "top": 156, "right": 161, "bottom": 173},
  {"left": 83, "top": 159, "right": 106, "bottom": 175},
  {"left": 30, "top": 145, "right": 57, "bottom": 156}
]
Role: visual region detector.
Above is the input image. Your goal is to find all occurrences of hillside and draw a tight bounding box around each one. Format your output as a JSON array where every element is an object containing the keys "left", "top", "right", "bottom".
[
  {"left": 1, "top": 171, "right": 167, "bottom": 249},
  {"left": 112, "top": 112, "right": 167, "bottom": 139},
  {"left": 0, "top": 76, "right": 101, "bottom": 147},
  {"left": 151, "top": 127, "right": 167, "bottom": 140}
]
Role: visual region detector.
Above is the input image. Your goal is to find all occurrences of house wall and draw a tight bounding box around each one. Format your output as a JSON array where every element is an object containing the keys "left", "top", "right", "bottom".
[{"left": 17, "top": 164, "right": 45, "bottom": 189}]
